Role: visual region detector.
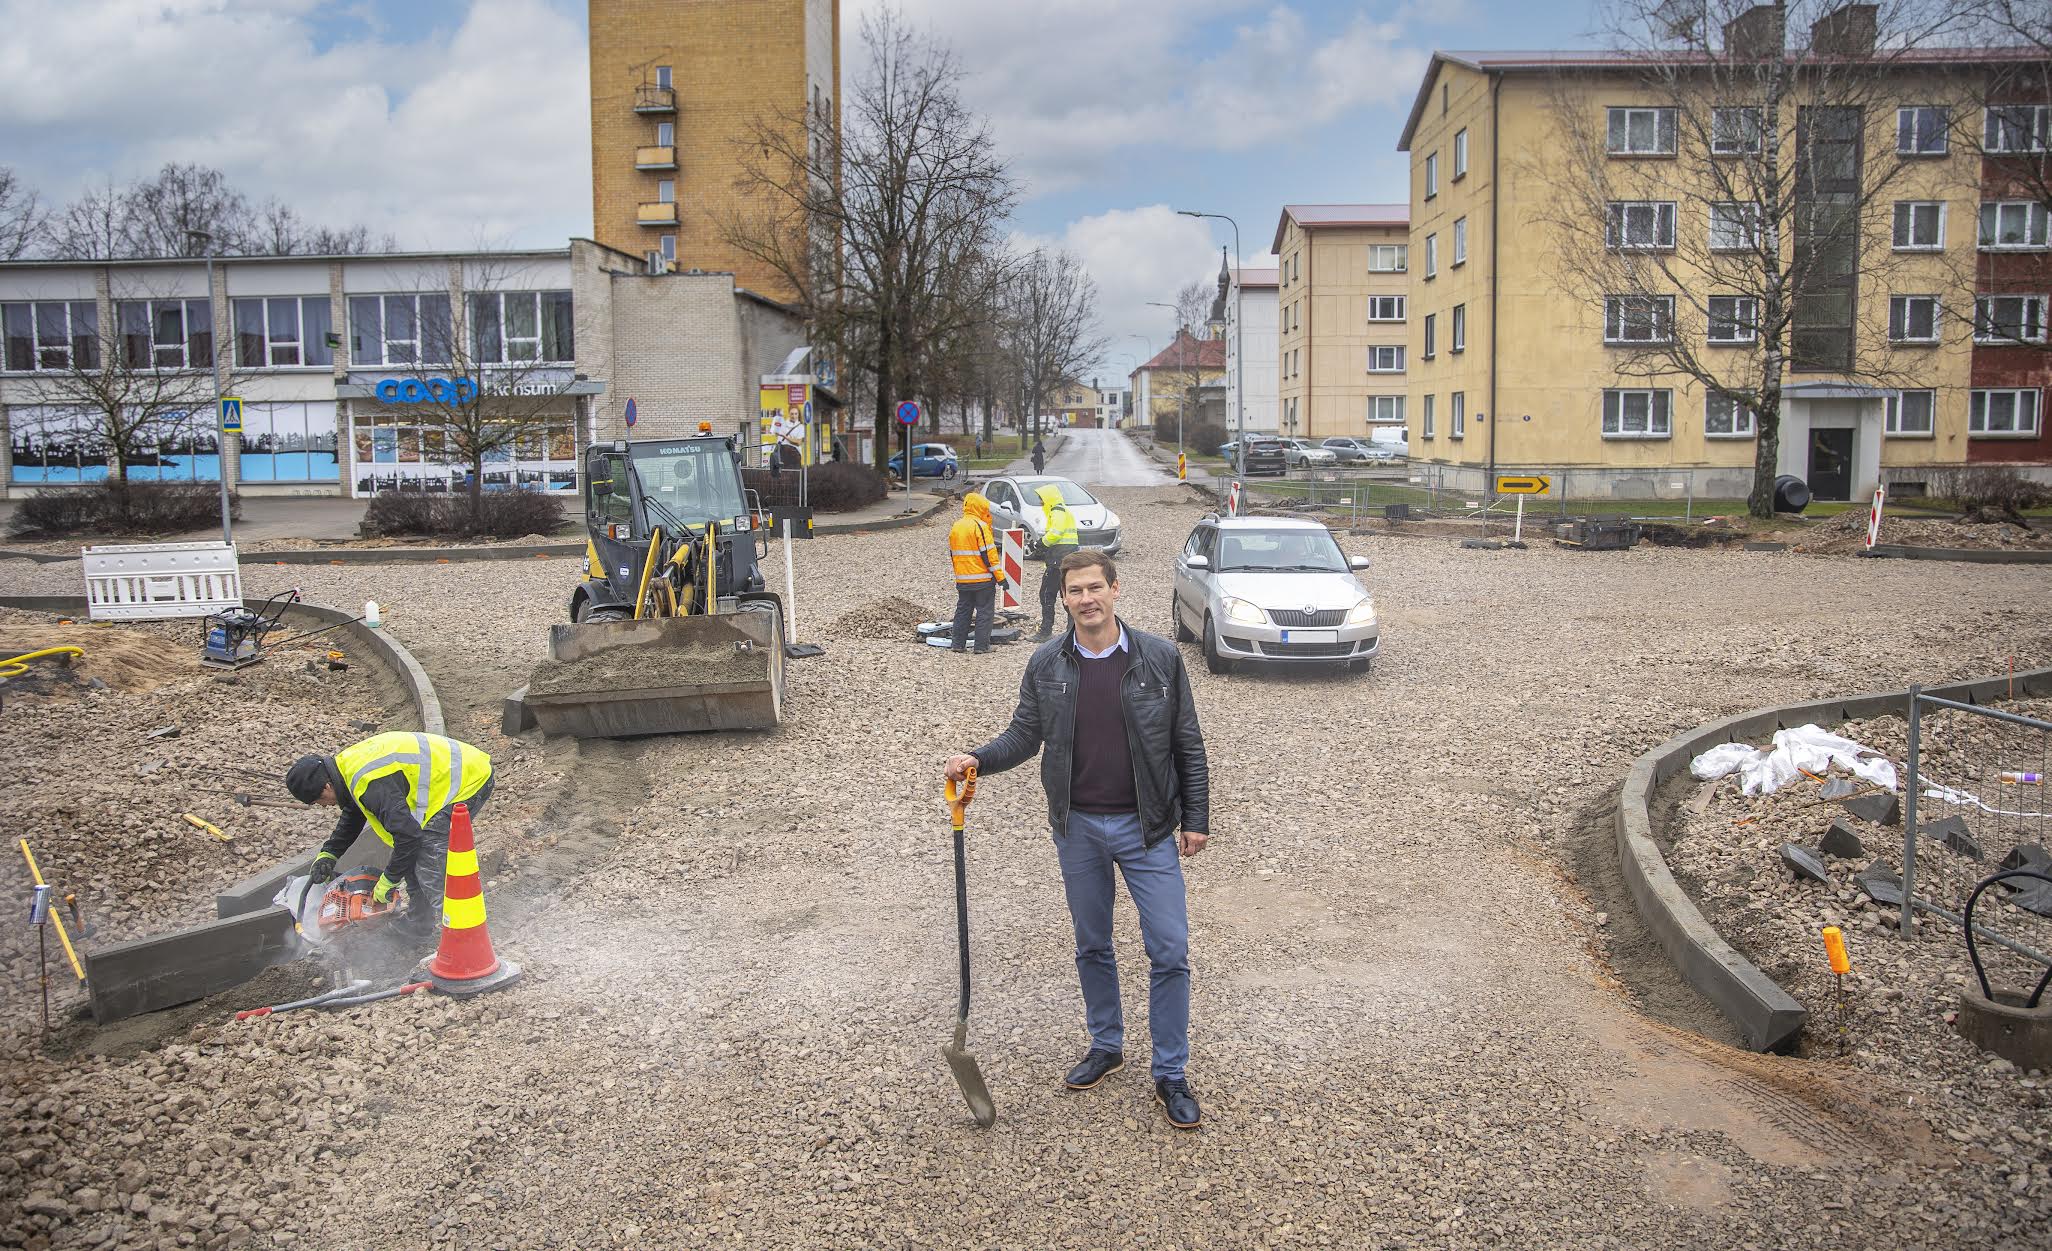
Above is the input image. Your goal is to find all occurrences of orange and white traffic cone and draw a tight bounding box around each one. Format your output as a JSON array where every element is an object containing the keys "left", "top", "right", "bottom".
[{"left": 425, "top": 802, "right": 521, "bottom": 996}]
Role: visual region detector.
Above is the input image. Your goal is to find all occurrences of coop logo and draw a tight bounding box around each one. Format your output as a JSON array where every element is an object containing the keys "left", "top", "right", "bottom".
[{"left": 374, "top": 377, "right": 479, "bottom": 404}]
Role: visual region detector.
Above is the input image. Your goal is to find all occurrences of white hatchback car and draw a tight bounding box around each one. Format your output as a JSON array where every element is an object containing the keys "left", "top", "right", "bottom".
[{"left": 1169, "top": 515, "right": 1378, "bottom": 674}]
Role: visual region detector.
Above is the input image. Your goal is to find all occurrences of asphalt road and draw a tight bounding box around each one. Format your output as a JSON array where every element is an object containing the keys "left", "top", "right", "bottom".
[{"left": 1040, "top": 427, "right": 1174, "bottom": 487}]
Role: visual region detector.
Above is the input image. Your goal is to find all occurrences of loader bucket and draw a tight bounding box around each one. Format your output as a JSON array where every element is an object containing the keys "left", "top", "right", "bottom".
[{"left": 523, "top": 608, "right": 786, "bottom": 738}]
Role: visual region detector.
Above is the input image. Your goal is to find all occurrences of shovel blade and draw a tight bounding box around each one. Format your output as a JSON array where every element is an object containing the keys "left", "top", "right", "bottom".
[{"left": 944, "top": 1020, "right": 996, "bottom": 1128}]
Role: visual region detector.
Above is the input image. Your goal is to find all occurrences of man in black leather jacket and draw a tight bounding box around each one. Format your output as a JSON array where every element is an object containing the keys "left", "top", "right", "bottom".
[{"left": 946, "top": 548, "right": 1211, "bottom": 1129}]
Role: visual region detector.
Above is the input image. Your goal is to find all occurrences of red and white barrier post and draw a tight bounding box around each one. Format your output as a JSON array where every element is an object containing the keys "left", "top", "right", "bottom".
[
  {"left": 1226, "top": 480, "right": 1242, "bottom": 517},
  {"left": 1000, "top": 528, "right": 1025, "bottom": 611},
  {"left": 1865, "top": 482, "right": 1887, "bottom": 550}
]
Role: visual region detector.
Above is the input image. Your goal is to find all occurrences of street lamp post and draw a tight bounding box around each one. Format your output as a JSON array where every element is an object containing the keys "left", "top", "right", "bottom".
[
  {"left": 1144, "top": 301, "right": 1185, "bottom": 456},
  {"left": 1177, "top": 211, "right": 1244, "bottom": 472},
  {"left": 186, "top": 229, "right": 233, "bottom": 546}
]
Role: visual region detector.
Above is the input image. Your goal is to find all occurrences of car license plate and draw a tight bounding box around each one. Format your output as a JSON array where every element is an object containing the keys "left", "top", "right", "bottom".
[{"left": 1281, "top": 630, "right": 1337, "bottom": 644}]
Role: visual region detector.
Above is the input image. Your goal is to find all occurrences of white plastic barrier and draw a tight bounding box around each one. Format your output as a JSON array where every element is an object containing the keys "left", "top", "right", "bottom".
[{"left": 82, "top": 541, "right": 242, "bottom": 621}]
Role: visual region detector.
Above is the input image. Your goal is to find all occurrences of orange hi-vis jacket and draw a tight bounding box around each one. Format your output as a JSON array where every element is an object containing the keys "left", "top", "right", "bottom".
[{"left": 949, "top": 493, "right": 1005, "bottom": 585}]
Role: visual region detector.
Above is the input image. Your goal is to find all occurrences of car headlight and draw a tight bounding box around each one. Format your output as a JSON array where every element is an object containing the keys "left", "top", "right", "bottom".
[
  {"left": 1223, "top": 597, "right": 1267, "bottom": 625},
  {"left": 1346, "top": 598, "right": 1378, "bottom": 627},
  {"left": 1102, "top": 511, "right": 1119, "bottom": 530}
]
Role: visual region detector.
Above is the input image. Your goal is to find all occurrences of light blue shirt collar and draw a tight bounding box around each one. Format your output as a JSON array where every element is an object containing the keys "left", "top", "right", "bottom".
[{"left": 1074, "top": 626, "right": 1128, "bottom": 660}]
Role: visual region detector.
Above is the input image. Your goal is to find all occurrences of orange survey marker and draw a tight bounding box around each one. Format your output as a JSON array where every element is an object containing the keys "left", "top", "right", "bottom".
[
  {"left": 1822, "top": 926, "right": 1852, "bottom": 976},
  {"left": 425, "top": 803, "right": 521, "bottom": 996}
]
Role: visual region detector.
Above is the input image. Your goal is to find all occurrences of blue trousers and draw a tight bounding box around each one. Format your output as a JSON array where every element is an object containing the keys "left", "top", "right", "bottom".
[{"left": 1055, "top": 810, "right": 1190, "bottom": 1080}]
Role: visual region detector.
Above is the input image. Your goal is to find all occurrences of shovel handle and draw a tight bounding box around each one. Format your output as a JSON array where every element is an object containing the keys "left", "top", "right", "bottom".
[{"left": 946, "top": 765, "right": 977, "bottom": 830}]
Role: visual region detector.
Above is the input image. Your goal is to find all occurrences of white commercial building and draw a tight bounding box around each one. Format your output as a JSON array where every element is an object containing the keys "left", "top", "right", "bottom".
[{"left": 1224, "top": 266, "right": 1278, "bottom": 436}]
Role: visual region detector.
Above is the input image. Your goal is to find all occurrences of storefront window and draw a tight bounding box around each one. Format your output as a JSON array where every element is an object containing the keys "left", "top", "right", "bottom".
[
  {"left": 8, "top": 405, "right": 219, "bottom": 482},
  {"left": 238, "top": 401, "right": 340, "bottom": 482},
  {"left": 349, "top": 409, "right": 577, "bottom": 497}
]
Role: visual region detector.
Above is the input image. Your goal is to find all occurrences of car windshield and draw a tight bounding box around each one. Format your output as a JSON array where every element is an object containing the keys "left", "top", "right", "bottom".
[
  {"left": 1215, "top": 528, "right": 1348, "bottom": 572},
  {"left": 629, "top": 440, "right": 747, "bottom": 526},
  {"left": 1017, "top": 479, "right": 1096, "bottom": 506}
]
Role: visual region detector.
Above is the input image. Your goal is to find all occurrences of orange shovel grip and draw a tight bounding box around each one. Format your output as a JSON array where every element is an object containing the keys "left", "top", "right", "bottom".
[{"left": 947, "top": 765, "right": 978, "bottom": 827}]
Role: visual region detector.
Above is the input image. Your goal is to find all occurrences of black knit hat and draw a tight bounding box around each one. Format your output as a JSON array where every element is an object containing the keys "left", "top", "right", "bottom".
[{"left": 285, "top": 756, "right": 330, "bottom": 804}]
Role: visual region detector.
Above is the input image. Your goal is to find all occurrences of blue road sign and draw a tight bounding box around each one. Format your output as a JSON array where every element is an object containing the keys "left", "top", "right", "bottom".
[
  {"left": 895, "top": 400, "right": 921, "bottom": 426},
  {"left": 625, "top": 398, "right": 638, "bottom": 427},
  {"left": 218, "top": 397, "right": 243, "bottom": 433}
]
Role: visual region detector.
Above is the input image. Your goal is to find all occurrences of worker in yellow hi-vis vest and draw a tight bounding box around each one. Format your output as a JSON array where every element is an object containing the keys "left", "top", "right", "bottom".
[{"left": 285, "top": 732, "right": 494, "bottom": 940}]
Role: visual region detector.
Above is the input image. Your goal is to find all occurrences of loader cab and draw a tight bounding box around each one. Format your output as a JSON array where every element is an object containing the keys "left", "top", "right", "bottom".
[{"left": 577, "top": 437, "right": 769, "bottom": 622}]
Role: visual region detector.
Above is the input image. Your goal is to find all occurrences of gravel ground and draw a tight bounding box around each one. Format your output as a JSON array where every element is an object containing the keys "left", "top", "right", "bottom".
[{"left": 4, "top": 490, "right": 2052, "bottom": 1249}]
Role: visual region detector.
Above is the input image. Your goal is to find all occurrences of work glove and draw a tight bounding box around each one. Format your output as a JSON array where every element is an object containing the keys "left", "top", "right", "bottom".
[
  {"left": 372, "top": 874, "right": 399, "bottom": 905},
  {"left": 308, "top": 853, "right": 338, "bottom": 884}
]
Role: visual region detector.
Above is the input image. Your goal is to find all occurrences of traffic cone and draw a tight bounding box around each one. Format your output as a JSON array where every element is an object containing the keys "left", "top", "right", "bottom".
[{"left": 426, "top": 802, "right": 521, "bottom": 996}]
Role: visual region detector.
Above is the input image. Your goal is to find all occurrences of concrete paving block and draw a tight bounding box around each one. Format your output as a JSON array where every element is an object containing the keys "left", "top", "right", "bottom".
[
  {"left": 215, "top": 831, "right": 387, "bottom": 918},
  {"left": 503, "top": 685, "right": 538, "bottom": 736},
  {"left": 1999, "top": 843, "right": 2050, "bottom": 876},
  {"left": 1820, "top": 820, "right": 1867, "bottom": 859},
  {"left": 1837, "top": 689, "right": 1911, "bottom": 722},
  {"left": 1921, "top": 814, "right": 1984, "bottom": 861},
  {"left": 1841, "top": 791, "right": 1901, "bottom": 827},
  {"left": 87, "top": 908, "right": 298, "bottom": 1023},
  {"left": 1857, "top": 861, "right": 1905, "bottom": 907},
  {"left": 1818, "top": 777, "right": 1860, "bottom": 800},
  {"left": 1780, "top": 844, "right": 1830, "bottom": 883},
  {"left": 1774, "top": 700, "right": 1848, "bottom": 731}
]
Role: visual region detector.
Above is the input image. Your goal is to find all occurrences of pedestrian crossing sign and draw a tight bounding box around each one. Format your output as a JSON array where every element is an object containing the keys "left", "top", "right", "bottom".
[{"left": 218, "top": 397, "right": 243, "bottom": 433}]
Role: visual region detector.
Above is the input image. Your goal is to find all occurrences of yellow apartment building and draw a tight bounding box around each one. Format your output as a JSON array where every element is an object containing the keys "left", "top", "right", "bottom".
[
  {"left": 1397, "top": 11, "right": 2040, "bottom": 501},
  {"left": 1273, "top": 206, "right": 1413, "bottom": 441},
  {"left": 589, "top": 0, "right": 839, "bottom": 301}
]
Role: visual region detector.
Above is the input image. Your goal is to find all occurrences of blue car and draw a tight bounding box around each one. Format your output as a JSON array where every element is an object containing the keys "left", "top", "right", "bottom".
[{"left": 887, "top": 442, "right": 959, "bottom": 479}]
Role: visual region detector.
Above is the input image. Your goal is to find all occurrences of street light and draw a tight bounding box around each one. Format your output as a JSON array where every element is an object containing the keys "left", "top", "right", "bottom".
[
  {"left": 1144, "top": 301, "right": 1186, "bottom": 455},
  {"left": 185, "top": 229, "right": 232, "bottom": 546},
  {"left": 1177, "top": 210, "right": 1245, "bottom": 473}
]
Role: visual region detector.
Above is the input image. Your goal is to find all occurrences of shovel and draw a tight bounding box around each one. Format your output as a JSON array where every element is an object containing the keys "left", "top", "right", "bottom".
[{"left": 943, "top": 765, "right": 996, "bottom": 1128}]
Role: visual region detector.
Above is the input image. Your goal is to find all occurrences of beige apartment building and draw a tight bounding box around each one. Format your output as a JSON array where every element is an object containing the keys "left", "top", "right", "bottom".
[
  {"left": 589, "top": 0, "right": 839, "bottom": 301},
  {"left": 1398, "top": 8, "right": 2050, "bottom": 500},
  {"left": 1272, "top": 205, "right": 1412, "bottom": 441}
]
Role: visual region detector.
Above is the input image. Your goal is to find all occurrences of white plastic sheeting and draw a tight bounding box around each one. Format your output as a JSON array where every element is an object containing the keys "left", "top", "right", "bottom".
[{"left": 1690, "top": 724, "right": 1899, "bottom": 797}]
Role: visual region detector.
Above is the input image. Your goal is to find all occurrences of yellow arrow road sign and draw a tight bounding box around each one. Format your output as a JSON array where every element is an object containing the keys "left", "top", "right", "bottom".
[{"left": 1496, "top": 475, "right": 1550, "bottom": 495}]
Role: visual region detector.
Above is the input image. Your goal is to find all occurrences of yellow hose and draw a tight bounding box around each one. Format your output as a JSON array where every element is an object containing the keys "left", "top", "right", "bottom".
[{"left": 0, "top": 646, "right": 83, "bottom": 679}]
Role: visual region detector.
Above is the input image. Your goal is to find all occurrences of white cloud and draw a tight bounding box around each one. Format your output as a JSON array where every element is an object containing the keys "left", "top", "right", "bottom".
[
  {"left": 1036, "top": 205, "right": 1235, "bottom": 381},
  {"left": 0, "top": 0, "right": 588, "bottom": 248}
]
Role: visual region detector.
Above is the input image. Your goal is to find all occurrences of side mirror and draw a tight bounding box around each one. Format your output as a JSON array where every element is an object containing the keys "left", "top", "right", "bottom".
[
  {"left": 1348, "top": 555, "right": 1371, "bottom": 570},
  {"left": 1186, "top": 554, "right": 1211, "bottom": 570}
]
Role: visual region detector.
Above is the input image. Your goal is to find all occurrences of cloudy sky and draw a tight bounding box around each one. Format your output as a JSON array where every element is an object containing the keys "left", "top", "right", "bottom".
[{"left": 0, "top": 0, "right": 1600, "bottom": 379}]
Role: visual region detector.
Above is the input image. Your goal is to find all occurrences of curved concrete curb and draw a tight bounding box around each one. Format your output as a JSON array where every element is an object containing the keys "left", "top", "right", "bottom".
[
  {"left": 0, "top": 548, "right": 76, "bottom": 564},
  {"left": 816, "top": 493, "right": 954, "bottom": 534},
  {"left": 1620, "top": 664, "right": 2052, "bottom": 1053},
  {"left": 1858, "top": 544, "right": 2052, "bottom": 564},
  {"left": 257, "top": 543, "right": 579, "bottom": 565}
]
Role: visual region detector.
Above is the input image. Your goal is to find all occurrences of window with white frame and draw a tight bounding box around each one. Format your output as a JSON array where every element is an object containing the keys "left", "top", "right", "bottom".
[
  {"left": 657, "top": 179, "right": 676, "bottom": 203},
  {"left": 1707, "top": 295, "right": 1758, "bottom": 344},
  {"left": 1985, "top": 105, "right": 2051, "bottom": 154},
  {"left": 655, "top": 65, "right": 672, "bottom": 89},
  {"left": 1422, "top": 312, "right": 1436, "bottom": 359},
  {"left": 1, "top": 300, "right": 99, "bottom": 371},
  {"left": 1980, "top": 201, "right": 2050, "bottom": 249},
  {"left": 1425, "top": 152, "right": 1438, "bottom": 198},
  {"left": 1886, "top": 390, "right": 1935, "bottom": 436},
  {"left": 1367, "top": 295, "right": 1405, "bottom": 322},
  {"left": 1606, "top": 201, "right": 1676, "bottom": 250},
  {"left": 469, "top": 290, "right": 575, "bottom": 364},
  {"left": 1893, "top": 201, "right": 1945, "bottom": 250},
  {"left": 1896, "top": 106, "right": 1948, "bottom": 155},
  {"left": 1607, "top": 106, "right": 1676, "bottom": 155},
  {"left": 116, "top": 299, "right": 212, "bottom": 369},
  {"left": 1369, "top": 395, "right": 1405, "bottom": 423},
  {"left": 1889, "top": 295, "right": 1941, "bottom": 344},
  {"left": 660, "top": 234, "right": 677, "bottom": 261},
  {"left": 1603, "top": 295, "right": 1674, "bottom": 344},
  {"left": 233, "top": 296, "right": 332, "bottom": 368},
  {"left": 1368, "top": 244, "right": 1408, "bottom": 271},
  {"left": 1368, "top": 345, "right": 1406, "bottom": 372},
  {"left": 1450, "top": 392, "right": 1466, "bottom": 438},
  {"left": 1974, "top": 295, "right": 2048, "bottom": 345},
  {"left": 1421, "top": 393, "right": 1436, "bottom": 438},
  {"left": 1453, "top": 217, "right": 1467, "bottom": 265},
  {"left": 1704, "top": 392, "right": 1756, "bottom": 438},
  {"left": 348, "top": 293, "right": 454, "bottom": 366},
  {"left": 1970, "top": 388, "right": 2042, "bottom": 436},
  {"left": 1602, "top": 388, "right": 1672, "bottom": 438},
  {"left": 1709, "top": 202, "right": 1762, "bottom": 251},
  {"left": 1711, "top": 106, "right": 1763, "bottom": 155},
  {"left": 1451, "top": 303, "right": 1467, "bottom": 352},
  {"left": 1454, "top": 127, "right": 1469, "bottom": 178},
  {"left": 1424, "top": 233, "right": 1438, "bottom": 278}
]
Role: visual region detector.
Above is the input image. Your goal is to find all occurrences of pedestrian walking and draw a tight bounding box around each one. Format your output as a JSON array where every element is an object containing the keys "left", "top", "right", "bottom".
[
  {"left": 945, "top": 550, "right": 1210, "bottom": 1130},
  {"left": 946, "top": 491, "right": 1006, "bottom": 654},
  {"left": 285, "top": 732, "right": 496, "bottom": 943},
  {"left": 1031, "top": 436, "right": 1046, "bottom": 475},
  {"left": 1030, "top": 484, "right": 1079, "bottom": 642},
  {"left": 831, "top": 434, "right": 848, "bottom": 463}
]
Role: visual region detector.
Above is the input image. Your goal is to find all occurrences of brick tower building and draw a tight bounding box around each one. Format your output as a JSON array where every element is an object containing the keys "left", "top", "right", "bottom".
[{"left": 588, "top": 0, "right": 840, "bottom": 302}]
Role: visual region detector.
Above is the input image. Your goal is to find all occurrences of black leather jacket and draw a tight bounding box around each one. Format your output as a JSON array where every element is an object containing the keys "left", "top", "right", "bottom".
[{"left": 969, "top": 621, "right": 1209, "bottom": 846}]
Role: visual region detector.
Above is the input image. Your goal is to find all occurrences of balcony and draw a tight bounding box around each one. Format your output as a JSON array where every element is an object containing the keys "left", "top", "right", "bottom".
[
  {"left": 633, "top": 84, "right": 677, "bottom": 114},
  {"left": 634, "top": 145, "right": 677, "bottom": 171},
  {"left": 638, "top": 201, "right": 680, "bottom": 226}
]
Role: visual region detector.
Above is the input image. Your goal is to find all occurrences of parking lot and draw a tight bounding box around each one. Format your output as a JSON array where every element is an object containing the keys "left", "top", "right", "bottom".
[{"left": 6, "top": 442, "right": 2052, "bottom": 1248}]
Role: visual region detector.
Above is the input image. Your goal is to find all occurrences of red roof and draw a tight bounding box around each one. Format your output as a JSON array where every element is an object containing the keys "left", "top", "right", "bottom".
[
  {"left": 1135, "top": 330, "right": 1226, "bottom": 372},
  {"left": 1271, "top": 204, "right": 1409, "bottom": 253}
]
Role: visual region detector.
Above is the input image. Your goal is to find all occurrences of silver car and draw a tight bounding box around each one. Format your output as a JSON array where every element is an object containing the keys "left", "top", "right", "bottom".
[
  {"left": 1169, "top": 516, "right": 1378, "bottom": 674},
  {"left": 1284, "top": 438, "right": 1338, "bottom": 468},
  {"left": 981, "top": 475, "right": 1122, "bottom": 554}
]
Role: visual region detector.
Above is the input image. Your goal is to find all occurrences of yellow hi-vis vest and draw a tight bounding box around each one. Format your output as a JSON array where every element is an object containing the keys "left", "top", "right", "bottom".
[
  {"left": 1038, "top": 488, "right": 1079, "bottom": 548},
  {"left": 333, "top": 732, "right": 493, "bottom": 845}
]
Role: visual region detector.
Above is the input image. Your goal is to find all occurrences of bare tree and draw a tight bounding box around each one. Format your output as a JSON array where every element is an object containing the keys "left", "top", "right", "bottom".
[
  {"left": 1000, "top": 247, "right": 1108, "bottom": 449},
  {"left": 0, "top": 167, "right": 45, "bottom": 259},
  {"left": 247, "top": 198, "right": 398, "bottom": 256},
  {"left": 1539, "top": 0, "right": 1970, "bottom": 516},
  {"left": 30, "top": 165, "right": 395, "bottom": 260},
  {"left": 9, "top": 278, "right": 251, "bottom": 485},
  {"left": 44, "top": 177, "right": 127, "bottom": 261},
  {"left": 1173, "top": 280, "right": 1212, "bottom": 340},
  {"left": 120, "top": 162, "right": 253, "bottom": 257},
  {"left": 723, "top": 9, "right": 1018, "bottom": 473}
]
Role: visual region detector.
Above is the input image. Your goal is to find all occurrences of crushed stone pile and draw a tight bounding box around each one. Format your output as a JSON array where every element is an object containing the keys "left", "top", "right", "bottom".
[
  {"left": 0, "top": 612, "right": 196, "bottom": 693},
  {"left": 829, "top": 596, "right": 943, "bottom": 640},
  {"left": 527, "top": 637, "right": 771, "bottom": 697},
  {"left": 1794, "top": 508, "right": 2049, "bottom": 554}
]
